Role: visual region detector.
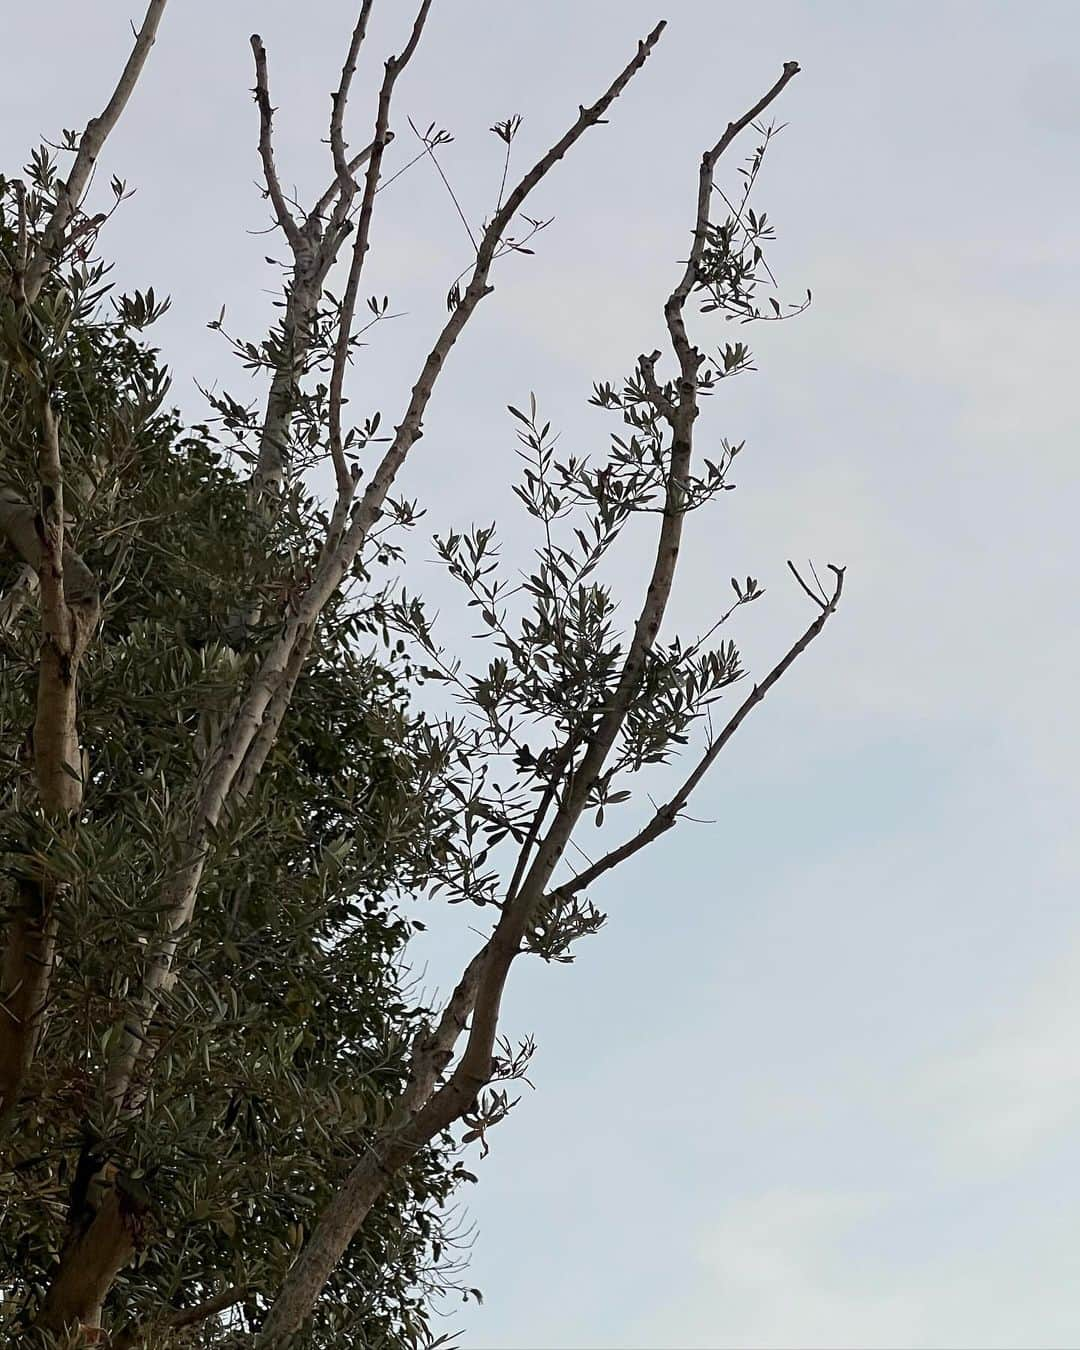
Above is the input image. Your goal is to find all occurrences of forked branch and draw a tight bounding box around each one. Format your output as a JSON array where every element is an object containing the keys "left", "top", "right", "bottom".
[
  {"left": 250, "top": 44, "right": 832, "bottom": 1350},
  {"left": 106, "top": 13, "right": 666, "bottom": 1119}
]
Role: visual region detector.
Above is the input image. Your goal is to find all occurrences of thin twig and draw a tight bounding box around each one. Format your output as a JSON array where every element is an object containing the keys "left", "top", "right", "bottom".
[
  {"left": 408, "top": 116, "right": 478, "bottom": 252},
  {"left": 787, "top": 558, "right": 827, "bottom": 610}
]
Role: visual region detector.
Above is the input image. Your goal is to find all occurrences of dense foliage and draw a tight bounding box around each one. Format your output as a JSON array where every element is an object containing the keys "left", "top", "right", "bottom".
[{"left": 0, "top": 168, "right": 468, "bottom": 1347}]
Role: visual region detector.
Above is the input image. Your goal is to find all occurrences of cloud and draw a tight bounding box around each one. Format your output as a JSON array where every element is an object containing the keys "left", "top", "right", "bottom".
[
  {"left": 918, "top": 942, "right": 1080, "bottom": 1173},
  {"left": 646, "top": 1189, "right": 925, "bottom": 1349}
]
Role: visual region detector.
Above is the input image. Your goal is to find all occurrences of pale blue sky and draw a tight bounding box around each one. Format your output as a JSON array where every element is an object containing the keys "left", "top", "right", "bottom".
[{"left": 4, "top": 3, "right": 1080, "bottom": 1346}]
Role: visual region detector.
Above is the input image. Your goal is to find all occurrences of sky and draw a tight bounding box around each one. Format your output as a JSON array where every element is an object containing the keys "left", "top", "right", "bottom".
[{"left": 4, "top": 2, "right": 1080, "bottom": 1346}]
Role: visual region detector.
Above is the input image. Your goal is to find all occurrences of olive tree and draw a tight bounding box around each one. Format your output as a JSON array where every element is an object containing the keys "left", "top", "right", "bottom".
[{"left": 0, "top": 4, "right": 843, "bottom": 1345}]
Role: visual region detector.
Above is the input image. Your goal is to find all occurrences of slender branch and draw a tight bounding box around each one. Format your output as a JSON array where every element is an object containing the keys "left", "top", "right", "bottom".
[
  {"left": 167, "top": 1285, "right": 248, "bottom": 1331},
  {"left": 24, "top": 0, "right": 169, "bottom": 304},
  {"left": 408, "top": 117, "right": 479, "bottom": 252},
  {"left": 494, "top": 126, "right": 513, "bottom": 216},
  {"left": 330, "top": 1, "right": 377, "bottom": 184},
  {"left": 328, "top": 0, "right": 435, "bottom": 495},
  {"left": 113, "top": 1284, "right": 249, "bottom": 1348},
  {"left": 503, "top": 739, "right": 575, "bottom": 907},
  {"left": 558, "top": 563, "right": 844, "bottom": 899},
  {"left": 787, "top": 557, "right": 827, "bottom": 609},
  {"left": 667, "top": 60, "right": 800, "bottom": 332},
  {"left": 250, "top": 36, "right": 303, "bottom": 251},
  {"left": 390, "top": 54, "right": 803, "bottom": 1232},
  {"left": 311, "top": 135, "right": 383, "bottom": 224}
]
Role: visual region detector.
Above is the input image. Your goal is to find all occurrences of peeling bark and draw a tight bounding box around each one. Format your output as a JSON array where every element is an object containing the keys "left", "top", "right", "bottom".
[{"left": 36, "top": 1183, "right": 143, "bottom": 1337}]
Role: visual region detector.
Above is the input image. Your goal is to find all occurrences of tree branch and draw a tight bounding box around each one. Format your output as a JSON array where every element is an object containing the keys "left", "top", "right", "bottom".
[
  {"left": 115, "top": 0, "right": 660, "bottom": 1115},
  {"left": 252, "top": 24, "right": 668, "bottom": 1343},
  {"left": 23, "top": 0, "right": 169, "bottom": 304},
  {"left": 311, "top": 138, "right": 381, "bottom": 225},
  {"left": 250, "top": 35, "right": 304, "bottom": 252},
  {"left": 438, "top": 48, "right": 797, "bottom": 1125},
  {"left": 0, "top": 453, "right": 100, "bottom": 1125},
  {"left": 113, "top": 1284, "right": 249, "bottom": 1349},
  {"left": 249, "top": 7, "right": 393, "bottom": 495},
  {"left": 327, "top": 0, "right": 435, "bottom": 497},
  {"left": 324, "top": 60, "right": 804, "bottom": 1289},
  {"left": 558, "top": 563, "right": 844, "bottom": 899},
  {"left": 330, "top": 1, "right": 378, "bottom": 186}
]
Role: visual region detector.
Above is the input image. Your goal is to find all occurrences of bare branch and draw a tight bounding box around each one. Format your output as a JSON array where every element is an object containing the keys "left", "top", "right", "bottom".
[
  {"left": 408, "top": 116, "right": 479, "bottom": 252},
  {"left": 330, "top": 1, "right": 378, "bottom": 185},
  {"left": 328, "top": 0, "right": 436, "bottom": 495},
  {"left": 250, "top": 35, "right": 304, "bottom": 252},
  {"left": 398, "top": 946, "right": 488, "bottom": 1116},
  {"left": 787, "top": 558, "right": 828, "bottom": 609},
  {"left": 638, "top": 348, "right": 676, "bottom": 424},
  {"left": 311, "top": 135, "right": 382, "bottom": 224},
  {"left": 24, "top": 0, "right": 169, "bottom": 303}
]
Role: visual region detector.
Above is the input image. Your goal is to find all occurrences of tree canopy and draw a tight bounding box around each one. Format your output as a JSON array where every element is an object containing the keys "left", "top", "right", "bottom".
[{"left": 0, "top": 7, "right": 841, "bottom": 1346}]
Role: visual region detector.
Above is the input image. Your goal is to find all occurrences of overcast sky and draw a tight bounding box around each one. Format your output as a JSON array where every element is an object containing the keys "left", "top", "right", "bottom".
[{"left": 5, "top": 3, "right": 1080, "bottom": 1347}]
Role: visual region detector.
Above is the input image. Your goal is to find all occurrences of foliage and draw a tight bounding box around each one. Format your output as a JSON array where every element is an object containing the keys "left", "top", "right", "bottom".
[
  {"left": 0, "top": 163, "right": 468, "bottom": 1347},
  {"left": 0, "top": 11, "right": 840, "bottom": 1348}
]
